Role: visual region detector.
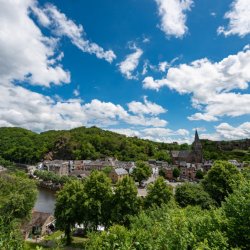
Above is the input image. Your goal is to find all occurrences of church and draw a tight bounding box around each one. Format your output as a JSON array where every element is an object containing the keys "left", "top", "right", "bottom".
[{"left": 171, "top": 130, "right": 203, "bottom": 165}]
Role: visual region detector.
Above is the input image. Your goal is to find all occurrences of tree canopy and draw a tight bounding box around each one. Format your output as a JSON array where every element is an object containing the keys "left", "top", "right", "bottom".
[
  {"left": 202, "top": 161, "right": 243, "bottom": 205},
  {"left": 0, "top": 173, "right": 37, "bottom": 249},
  {"left": 175, "top": 182, "right": 215, "bottom": 209},
  {"left": 0, "top": 126, "right": 185, "bottom": 164},
  {"left": 55, "top": 180, "right": 85, "bottom": 245},
  {"left": 111, "top": 176, "right": 140, "bottom": 226},
  {"left": 222, "top": 180, "right": 250, "bottom": 249},
  {"left": 132, "top": 161, "right": 152, "bottom": 185},
  {"left": 144, "top": 177, "right": 173, "bottom": 208},
  {"left": 0, "top": 173, "right": 37, "bottom": 220}
]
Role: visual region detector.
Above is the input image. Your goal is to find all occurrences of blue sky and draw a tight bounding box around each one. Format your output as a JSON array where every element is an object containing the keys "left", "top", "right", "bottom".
[{"left": 0, "top": 0, "right": 249, "bottom": 143}]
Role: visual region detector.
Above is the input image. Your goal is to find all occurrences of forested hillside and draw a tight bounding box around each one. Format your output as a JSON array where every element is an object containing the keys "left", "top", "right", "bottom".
[
  {"left": 202, "top": 139, "right": 250, "bottom": 162},
  {"left": 0, "top": 126, "right": 249, "bottom": 164},
  {"left": 0, "top": 127, "right": 182, "bottom": 164}
]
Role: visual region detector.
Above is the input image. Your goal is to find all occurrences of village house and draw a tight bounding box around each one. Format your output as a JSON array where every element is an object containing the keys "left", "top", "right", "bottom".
[
  {"left": 69, "top": 169, "right": 91, "bottom": 179},
  {"left": 72, "top": 160, "right": 84, "bottom": 170},
  {"left": 82, "top": 158, "right": 116, "bottom": 171},
  {"left": 21, "top": 210, "right": 55, "bottom": 240},
  {"left": 203, "top": 160, "right": 213, "bottom": 171},
  {"left": 164, "top": 167, "right": 174, "bottom": 180},
  {"left": 148, "top": 159, "right": 169, "bottom": 168},
  {"left": 43, "top": 160, "right": 69, "bottom": 176},
  {"left": 109, "top": 168, "right": 128, "bottom": 183},
  {"left": 180, "top": 164, "right": 196, "bottom": 180},
  {"left": 115, "top": 161, "right": 135, "bottom": 172}
]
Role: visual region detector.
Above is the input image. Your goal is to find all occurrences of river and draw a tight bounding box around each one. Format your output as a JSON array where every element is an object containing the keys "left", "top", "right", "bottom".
[{"left": 34, "top": 187, "right": 56, "bottom": 214}]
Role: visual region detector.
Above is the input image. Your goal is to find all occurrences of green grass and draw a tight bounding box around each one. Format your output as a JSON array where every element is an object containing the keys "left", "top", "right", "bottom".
[{"left": 24, "top": 241, "right": 49, "bottom": 249}]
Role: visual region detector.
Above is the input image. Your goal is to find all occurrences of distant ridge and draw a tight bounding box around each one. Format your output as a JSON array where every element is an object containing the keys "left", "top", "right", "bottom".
[
  {"left": 0, "top": 126, "right": 177, "bottom": 164},
  {"left": 0, "top": 126, "right": 249, "bottom": 164}
]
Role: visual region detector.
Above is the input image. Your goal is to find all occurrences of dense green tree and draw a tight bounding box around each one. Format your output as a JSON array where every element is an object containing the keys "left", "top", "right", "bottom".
[
  {"left": 195, "top": 169, "right": 204, "bottom": 179},
  {"left": 34, "top": 170, "right": 74, "bottom": 184},
  {"left": 242, "top": 166, "right": 250, "bottom": 181},
  {"left": 223, "top": 180, "right": 250, "bottom": 249},
  {"left": 101, "top": 166, "right": 113, "bottom": 176},
  {"left": 85, "top": 205, "right": 230, "bottom": 250},
  {"left": 0, "top": 173, "right": 37, "bottom": 249},
  {"left": 80, "top": 142, "right": 98, "bottom": 159},
  {"left": 202, "top": 161, "right": 243, "bottom": 205},
  {"left": 154, "top": 150, "right": 171, "bottom": 162},
  {"left": 55, "top": 180, "right": 85, "bottom": 245},
  {"left": 175, "top": 183, "right": 215, "bottom": 209},
  {"left": 173, "top": 167, "right": 180, "bottom": 178},
  {"left": 158, "top": 167, "right": 166, "bottom": 178},
  {"left": 132, "top": 161, "right": 152, "bottom": 185},
  {"left": 85, "top": 225, "right": 132, "bottom": 250},
  {"left": 144, "top": 177, "right": 173, "bottom": 208},
  {"left": 180, "top": 143, "right": 190, "bottom": 150},
  {"left": 84, "top": 171, "right": 113, "bottom": 230},
  {"left": 0, "top": 216, "right": 24, "bottom": 250},
  {"left": 0, "top": 174, "right": 37, "bottom": 220},
  {"left": 111, "top": 176, "right": 139, "bottom": 226}
]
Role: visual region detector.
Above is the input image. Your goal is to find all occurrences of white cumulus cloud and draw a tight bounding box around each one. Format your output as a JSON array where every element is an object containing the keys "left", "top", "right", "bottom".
[
  {"left": 143, "top": 46, "right": 250, "bottom": 121},
  {"left": 0, "top": 0, "right": 70, "bottom": 87},
  {"left": 218, "top": 0, "right": 250, "bottom": 37},
  {"left": 200, "top": 122, "right": 250, "bottom": 141},
  {"left": 155, "top": 0, "right": 193, "bottom": 38},
  {"left": 0, "top": 84, "right": 168, "bottom": 132},
  {"left": 127, "top": 96, "right": 166, "bottom": 116},
  {"left": 118, "top": 45, "right": 143, "bottom": 79}
]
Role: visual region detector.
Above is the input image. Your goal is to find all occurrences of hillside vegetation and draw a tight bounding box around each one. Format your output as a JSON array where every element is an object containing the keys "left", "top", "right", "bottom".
[
  {"left": 202, "top": 139, "right": 250, "bottom": 162},
  {"left": 0, "top": 126, "right": 249, "bottom": 164},
  {"left": 0, "top": 127, "right": 180, "bottom": 164}
]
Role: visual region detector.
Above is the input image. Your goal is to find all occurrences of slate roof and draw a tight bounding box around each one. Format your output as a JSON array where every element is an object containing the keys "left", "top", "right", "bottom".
[
  {"left": 114, "top": 168, "right": 128, "bottom": 176},
  {"left": 171, "top": 150, "right": 191, "bottom": 158},
  {"left": 178, "top": 150, "right": 191, "bottom": 158}
]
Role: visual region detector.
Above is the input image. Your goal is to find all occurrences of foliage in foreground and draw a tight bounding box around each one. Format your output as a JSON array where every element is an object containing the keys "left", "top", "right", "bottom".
[
  {"left": 223, "top": 180, "right": 250, "bottom": 249},
  {"left": 175, "top": 182, "right": 215, "bottom": 209},
  {"left": 85, "top": 205, "right": 229, "bottom": 250},
  {"left": 0, "top": 173, "right": 37, "bottom": 249},
  {"left": 0, "top": 173, "right": 37, "bottom": 220},
  {"left": 144, "top": 177, "right": 173, "bottom": 208},
  {"left": 55, "top": 172, "right": 145, "bottom": 245},
  {"left": 85, "top": 180, "right": 250, "bottom": 249},
  {"left": 202, "top": 161, "right": 243, "bottom": 205}
]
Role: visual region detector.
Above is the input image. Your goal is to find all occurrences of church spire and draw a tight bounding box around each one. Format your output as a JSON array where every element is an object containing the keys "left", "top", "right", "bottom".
[
  {"left": 192, "top": 129, "right": 203, "bottom": 163},
  {"left": 195, "top": 129, "right": 199, "bottom": 142}
]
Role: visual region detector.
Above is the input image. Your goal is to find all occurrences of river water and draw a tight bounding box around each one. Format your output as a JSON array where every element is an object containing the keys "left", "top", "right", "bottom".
[{"left": 34, "top": 187, "right": 56, "bottom": 214}]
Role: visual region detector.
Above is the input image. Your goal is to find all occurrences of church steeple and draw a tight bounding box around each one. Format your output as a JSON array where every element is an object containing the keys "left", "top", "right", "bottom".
[
  {"left": 192, "top": 130, "right": 203, "bottom": 163},
  {"left": 193, "top": 130, "right": 202, "bottom": 149},
  {"left": 194, "top": 129, "right": 199, "bottom": 142}
]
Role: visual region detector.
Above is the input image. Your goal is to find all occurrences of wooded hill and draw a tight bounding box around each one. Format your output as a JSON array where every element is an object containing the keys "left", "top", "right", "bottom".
[
  {"left": 0, "top": 126, "right": 249, "bottom": 164},
  {"left": 0, "top": 126, "right": 179, "bottom": 164},
  {"left": 202, "top": 139, "right": 250, "bottom": 162}
]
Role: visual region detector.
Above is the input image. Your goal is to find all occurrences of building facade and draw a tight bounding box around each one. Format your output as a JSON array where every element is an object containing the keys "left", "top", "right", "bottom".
[{"left": 171, "top": 130, "right": 203, "bottom": 165}]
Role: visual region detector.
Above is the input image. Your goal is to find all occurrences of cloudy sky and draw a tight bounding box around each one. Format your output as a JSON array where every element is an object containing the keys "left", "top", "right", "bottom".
[{"left": 0, "top": 0, "right": 250, "bottom": 143}]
